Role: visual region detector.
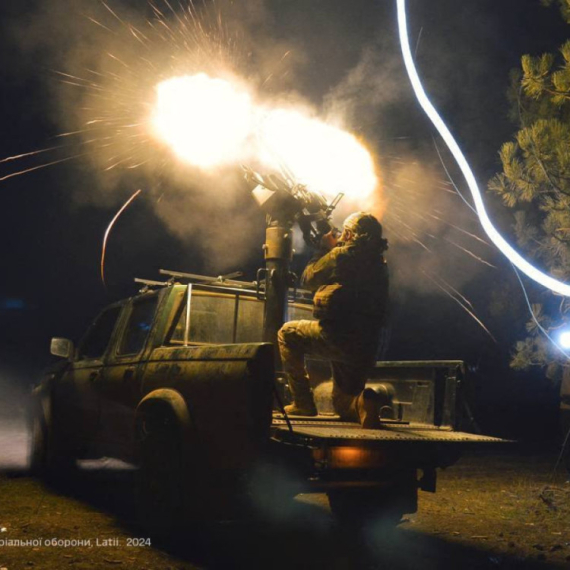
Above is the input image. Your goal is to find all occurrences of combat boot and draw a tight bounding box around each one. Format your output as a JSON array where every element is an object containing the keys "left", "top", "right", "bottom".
[
  {"left": 284, "top": 374, "right": 317, "bottom": 416},
  {"left": 356, "top": 388, "right": 383, "bottom": 429}
]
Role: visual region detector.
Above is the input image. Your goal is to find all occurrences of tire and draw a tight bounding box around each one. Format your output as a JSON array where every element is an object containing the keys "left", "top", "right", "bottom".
[
  {"left": 327, "top": 478, "right": 417, "bottom": 529},
  {"left": 135, "top": 407, "right": 193, "bottom": 539},
  {"left": 29, "top": 397, "right": 76, "bottom": 481},
  {"left": 29, "top": 407, "right": 48, "bottom": 475}
]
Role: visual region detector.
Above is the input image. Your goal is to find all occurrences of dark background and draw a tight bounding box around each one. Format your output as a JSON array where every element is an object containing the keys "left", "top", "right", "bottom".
[{"left": 0, "top": 0, "right": 568, "bottom": 440}]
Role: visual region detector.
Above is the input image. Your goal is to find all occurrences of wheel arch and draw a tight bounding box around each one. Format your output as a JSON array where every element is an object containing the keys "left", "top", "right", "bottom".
[
  {"left": 30, "top": 377, "right": 56, "bottom": 430},
  {"left": 134, "top": 389, "right": 195, "bottom": 456}
]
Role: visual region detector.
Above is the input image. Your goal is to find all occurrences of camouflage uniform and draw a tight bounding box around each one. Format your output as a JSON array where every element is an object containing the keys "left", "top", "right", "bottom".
[{"left": 278, "top": 239, "right": 389, "bottom": 420}]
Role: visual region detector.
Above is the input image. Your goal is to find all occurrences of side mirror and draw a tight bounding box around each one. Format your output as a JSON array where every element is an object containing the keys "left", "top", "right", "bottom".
[{"left": 50, "top": 338, "right": 74, "bottom": 360}]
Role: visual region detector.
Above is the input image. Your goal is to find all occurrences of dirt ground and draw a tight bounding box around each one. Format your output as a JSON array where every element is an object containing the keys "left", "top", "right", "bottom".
[{"left": 1, "top": 444, "right": 570, "bottom": 570}]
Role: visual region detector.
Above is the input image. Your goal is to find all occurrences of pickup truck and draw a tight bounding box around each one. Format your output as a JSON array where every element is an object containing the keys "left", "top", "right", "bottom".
[{"left": 30, "top": 274, "right": 504, "bottom": 532}]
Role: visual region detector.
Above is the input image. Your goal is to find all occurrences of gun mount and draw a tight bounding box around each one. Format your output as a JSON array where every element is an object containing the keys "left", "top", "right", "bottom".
[{"left": 243, "top": 167, "right": 343, "bottom": 355}]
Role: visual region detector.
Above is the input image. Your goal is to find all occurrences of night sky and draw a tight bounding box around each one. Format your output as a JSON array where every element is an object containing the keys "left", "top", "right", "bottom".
[{"left": 1, "top": 0, "right": 569, "bottom": 438}]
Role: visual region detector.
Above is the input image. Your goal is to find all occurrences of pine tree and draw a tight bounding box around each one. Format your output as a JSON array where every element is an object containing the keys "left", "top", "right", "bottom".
[{"left": 488, "top": 0, "right": 570, "bottom": 377}]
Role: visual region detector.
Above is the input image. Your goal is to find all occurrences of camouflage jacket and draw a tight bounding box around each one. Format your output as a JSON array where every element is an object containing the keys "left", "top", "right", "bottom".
[{"left": 301, "top": 242, "right": 389, "bottom": 326}]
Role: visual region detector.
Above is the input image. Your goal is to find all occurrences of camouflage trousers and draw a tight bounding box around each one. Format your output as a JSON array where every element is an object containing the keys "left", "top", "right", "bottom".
[{"left": 278, "top": 319, "right": 379, "bottom": 419}]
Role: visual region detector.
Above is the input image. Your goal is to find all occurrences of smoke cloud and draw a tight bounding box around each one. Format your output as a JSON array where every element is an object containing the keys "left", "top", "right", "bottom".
[
  {"left": 324, "top": 40, "right": 409, "bottom": 135},
  {"left": 3, "top": 0, "right": 323, "bottom": 273},
  {"left": 321, "top": 33, "right": 497, "bottom": 301},
  {"left": 4, "top": 0, "right": 499, "bottom": 300}
]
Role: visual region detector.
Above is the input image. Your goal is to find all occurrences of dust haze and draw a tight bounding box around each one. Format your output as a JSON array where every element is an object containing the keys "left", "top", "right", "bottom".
[{"left": 0, "top": 371, "right": 30, "bottom": 471}]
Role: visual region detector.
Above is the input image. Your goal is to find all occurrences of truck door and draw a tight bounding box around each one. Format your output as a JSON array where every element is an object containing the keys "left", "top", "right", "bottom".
[
  {"left": 57, "top": 304, "right": 123, "bottom": 447},
  {"left": 98, "top": 293, "right": 159, "bottom": 459}
]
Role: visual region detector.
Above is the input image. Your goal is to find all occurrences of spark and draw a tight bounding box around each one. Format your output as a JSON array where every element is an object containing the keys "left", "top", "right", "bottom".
[
  {"left": 85, "top": 16, "right": 116, "bottom": 35},
  {"left": 432, "top": 138, "right": 477, "bottom": 216},
  {"left": 422, "top": 270, "right": 497, "bottom": 343},
  {"left": 411, "top": 237, "right": 431, "bottom": 252},
  {"left": 101, "top": 1, "right": 127, "bottom": 27},
  {"left": 428, "top": 213, "right": 492, "bottom": 247},
  {"left": 386, "top": 192, "right": 457, "bottom": 248},
  {"left": 106, "top": 52, "right": 130, "bottom": 69},
  {"left": 442, "top": 237, "right": 497, "bottom": 269},
  {"left": 0, "top": 154, "right": 88, "bottom": 182},
  {"left": 0, "top": 146, "right": 67, "bottom": 163},
  {"left": 101, "top": 189, "right": 143, "bottom": 288},
  {"left": 381, "top": 220, "right": 407, "bottom": 242},
  {"left": 52, "top": 70, "right": 105, "bottom": 89},
  {"left": 397, "top": 0, "right": 570, "bottom": 297},
  {"left": 387, "top": 208, "right": 433, "bottom": 251},
  {"left": 433, "top": 272, "right": 476, "bottom": 311}
]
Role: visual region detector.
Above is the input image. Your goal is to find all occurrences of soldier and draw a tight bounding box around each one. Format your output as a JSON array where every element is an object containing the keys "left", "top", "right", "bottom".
[{"left": 278, "top": 211, "right": 389, "bottom": 429}]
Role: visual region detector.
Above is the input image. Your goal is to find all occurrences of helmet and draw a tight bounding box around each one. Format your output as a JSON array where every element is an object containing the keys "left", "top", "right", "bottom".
[{"left": 342, "top": 212, "right": 384, "bottom": 239}]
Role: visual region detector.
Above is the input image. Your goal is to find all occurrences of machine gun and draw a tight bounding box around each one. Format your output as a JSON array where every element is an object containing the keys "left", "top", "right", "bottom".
[
  {"left": 243, "top": 167, "right": 343, "bottom": 248},
  {"left": 242, "top": 166, "right": 344, "bottom": 351}
]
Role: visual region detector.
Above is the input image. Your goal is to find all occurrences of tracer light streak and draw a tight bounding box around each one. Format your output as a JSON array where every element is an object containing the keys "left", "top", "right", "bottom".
[{"left": 396, "top": 0, "right": 570, "bottom": 297}]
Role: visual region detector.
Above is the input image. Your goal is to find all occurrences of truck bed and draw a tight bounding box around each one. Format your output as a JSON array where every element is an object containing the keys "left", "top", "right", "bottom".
[{"left": 271, "top": 416, "right": 507, "bottom": 444}]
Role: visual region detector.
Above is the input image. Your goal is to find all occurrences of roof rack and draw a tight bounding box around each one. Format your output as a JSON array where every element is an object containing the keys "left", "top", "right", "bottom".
[
  {"left": 159, "top": 269, "right": 258, "bottom": 289},
  {"left": 134, "top": 277, "right": 172, "bottom": 293},
  {"left": 132, "top": 268, "right": 313, "bottom": 302}
]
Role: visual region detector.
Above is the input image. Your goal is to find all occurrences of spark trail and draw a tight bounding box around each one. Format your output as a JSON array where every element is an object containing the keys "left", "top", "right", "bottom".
[
  {"left": 397, "top": 0, "right": 570, "bottom": 297},
  {"left": 101, "top": 188, "right": 143, "bottom": 288},
  {"left": 422, "top": 270, "right": 497, "bottom": 343}
]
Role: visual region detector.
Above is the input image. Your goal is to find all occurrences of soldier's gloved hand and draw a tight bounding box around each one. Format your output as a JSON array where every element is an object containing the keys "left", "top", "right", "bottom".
[{"left": 320, "top": 230, "right": 338, "bottom": 251}]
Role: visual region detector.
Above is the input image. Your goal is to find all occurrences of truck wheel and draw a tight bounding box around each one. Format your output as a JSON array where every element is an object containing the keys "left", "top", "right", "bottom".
[
  {"left": 327, "top": 480, "right": 417, "bottom": 529},
  {"left": 29, "top": 408, "right": 48, "bottom": 475},
  {"left": 135, "top": 408, "right": 186, "bottom": 538},
  {"left": 29, "top": 398, "right": 76, "bottom": 481}
]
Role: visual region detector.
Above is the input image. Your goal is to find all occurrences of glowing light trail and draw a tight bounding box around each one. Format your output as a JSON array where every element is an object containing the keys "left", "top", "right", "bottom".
[
  {"left": 442, "top": 237, "right": 497, "bottom": 269},
  {"left": 0, "top": 154, "right": 88, "bottom": 182},
  {"left": 428, "top": 213, "right": 492, "bottom": 247},
  {"left": 101, "top": 188, "right": 143, "bottom": 288},
  {"left": 397, "top": 0, "right": 570, "bottom": 297},
  {"left": 422, "top": 270, "right": 497, "bottom": 343}
]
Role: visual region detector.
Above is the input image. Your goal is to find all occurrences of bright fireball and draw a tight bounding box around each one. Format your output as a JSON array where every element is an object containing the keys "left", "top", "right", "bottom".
[
  {"left": 151, "top": 73, "right": 379, "bottom": 201},
  {"left": 258, "top": 108, "right": 377, "bottom": 200},
  {"left": 151, "top": 74, "right": 253, "bottom": 168}
]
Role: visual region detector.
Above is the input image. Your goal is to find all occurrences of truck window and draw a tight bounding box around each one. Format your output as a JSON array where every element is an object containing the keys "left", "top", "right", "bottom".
[
  {"left": 235, "top": 297, "right": 264, "bottom": 342},
  {"left": 77, "top": 306, "right": 122, "bottom": 360},
  {"left": 169, "top": 291, "right": 314, "bottom": 346},
  {"left": 171, "top": 293, "right": 235, "bottom": 344},
  {"left": 118, "top": 295, "right": 158, "bottom": 355}
]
